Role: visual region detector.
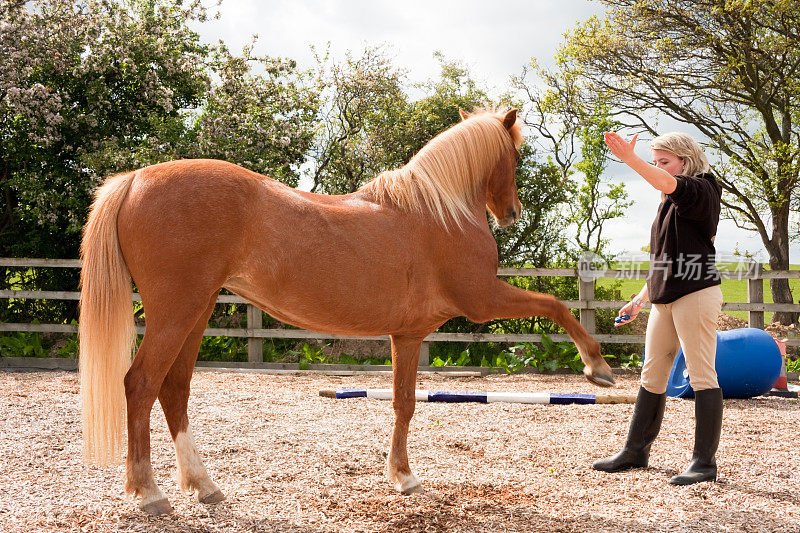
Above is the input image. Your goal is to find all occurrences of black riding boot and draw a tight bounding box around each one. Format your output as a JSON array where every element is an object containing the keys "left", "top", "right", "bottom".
[
  {"left": 592, "top": 386, "right": 666, "bottom": 472},
  {"left": 669, "top": 387, "right": 722, "bottom": 485}
]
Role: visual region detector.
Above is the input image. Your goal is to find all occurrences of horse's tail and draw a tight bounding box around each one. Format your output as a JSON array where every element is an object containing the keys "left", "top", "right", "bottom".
[{"left": 79, "top": 172, "right": 136, "bottom": 465}]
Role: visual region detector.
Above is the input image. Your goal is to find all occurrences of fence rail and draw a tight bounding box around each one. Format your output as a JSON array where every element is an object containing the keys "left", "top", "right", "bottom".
[{"left": 2, "top": 258, "right": 799, "bottom": 366}]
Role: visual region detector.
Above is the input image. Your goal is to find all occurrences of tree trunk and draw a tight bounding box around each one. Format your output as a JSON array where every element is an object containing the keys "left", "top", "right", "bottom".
[{"left": 765, "top": 207, "right": 798, "bottom": 325}]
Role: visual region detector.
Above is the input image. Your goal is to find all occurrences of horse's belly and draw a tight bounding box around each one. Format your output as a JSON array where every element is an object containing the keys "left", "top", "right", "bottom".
[{"left": 223, "top": 275, "right": 443, "bottom": 337}]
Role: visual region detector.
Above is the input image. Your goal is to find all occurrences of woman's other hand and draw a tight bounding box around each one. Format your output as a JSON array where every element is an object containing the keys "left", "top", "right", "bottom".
[{"left": 615, "top": 297, "right": 644, "bottom": 327}]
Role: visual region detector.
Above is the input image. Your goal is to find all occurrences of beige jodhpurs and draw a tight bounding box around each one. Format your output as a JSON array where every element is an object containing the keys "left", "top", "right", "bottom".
[{"left": 641, "top": 285, "right": 724, "bottom": 394}]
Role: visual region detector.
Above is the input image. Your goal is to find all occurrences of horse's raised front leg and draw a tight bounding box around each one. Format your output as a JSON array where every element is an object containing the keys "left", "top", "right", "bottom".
[
  {"left": 466, "top": 280, "right": 615, "bottom": 387},
  {"left": 386, "top": 334, "right": 425, "bottom": 494},
  {"left": 158, "top": 294, "right": 224, "bottom": 505}
]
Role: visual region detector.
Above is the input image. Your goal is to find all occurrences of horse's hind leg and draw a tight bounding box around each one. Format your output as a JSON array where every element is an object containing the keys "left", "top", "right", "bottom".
[
  {"left": 124, "top": 294, "right": 216, "bottom": 515},
  {"left": 386, "top": 335, "right": 425, "bottom": 494},
  {"left": 158, "top": 293, "right": 224, "bottom": 504}
]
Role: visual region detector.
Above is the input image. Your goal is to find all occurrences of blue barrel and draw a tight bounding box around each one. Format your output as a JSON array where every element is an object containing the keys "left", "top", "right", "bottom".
[{"left": 665, "top": 328, "right": 782, "bottom": 399}]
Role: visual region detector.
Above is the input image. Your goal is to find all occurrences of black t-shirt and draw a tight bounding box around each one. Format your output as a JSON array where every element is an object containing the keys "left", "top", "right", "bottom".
[{"left": 647, "top": 172, "right": 722, "bottom": 304}]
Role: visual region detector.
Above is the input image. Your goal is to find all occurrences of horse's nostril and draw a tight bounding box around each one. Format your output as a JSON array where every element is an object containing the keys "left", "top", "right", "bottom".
[{"left": 507, "top": 208, "right": 518, "bottom": 220}]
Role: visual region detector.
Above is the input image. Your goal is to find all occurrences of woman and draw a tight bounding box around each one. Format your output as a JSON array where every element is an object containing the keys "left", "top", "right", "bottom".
[{"left": 592, "top": 132, "right": 723, "bottom": 485}]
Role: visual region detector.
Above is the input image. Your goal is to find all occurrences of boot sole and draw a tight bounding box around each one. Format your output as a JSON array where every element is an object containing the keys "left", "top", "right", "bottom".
[
  {"left": 591, "top": 461, "right": 648, "bottom": 473},
  {"left": 669, "top": 473, "right": 717, "bottom": 485}
]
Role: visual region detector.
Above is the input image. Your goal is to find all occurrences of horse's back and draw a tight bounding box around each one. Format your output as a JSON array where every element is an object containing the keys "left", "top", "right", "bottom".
[{"left": 116, "top": 160, "right": 277, "bottom": 297}]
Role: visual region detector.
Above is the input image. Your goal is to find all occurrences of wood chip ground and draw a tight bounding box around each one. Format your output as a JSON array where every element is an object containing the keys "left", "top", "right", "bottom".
[{"left": 1, "top": 370, "right": 798, "bottom": 532}]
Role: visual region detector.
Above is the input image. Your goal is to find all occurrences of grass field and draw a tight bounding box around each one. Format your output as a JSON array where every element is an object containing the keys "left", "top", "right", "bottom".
[{"left": 597, "top": 263, "right": 800, "bottom": 323}]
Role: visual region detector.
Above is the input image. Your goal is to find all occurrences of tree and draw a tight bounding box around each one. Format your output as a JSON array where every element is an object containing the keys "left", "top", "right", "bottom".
[
  {"left": 570, "top": 106, "right": 632, "bottom": 259},
  {"left": 397, "top": 52, "right": 493, "bottom": 165},
  {"left": 307, "top": 49, "right": 495, "bottom": 195},
  {"left": 0, "top": 0, "right": 212, "bottom": 324},
  {"left": 557, "top": 0, "right": 800, "bottom": 324},
  {"left": 511, "top": 63, "right": 631, "bottom": 262},
  {"left": 307, "top": 45, "right": 410, "bottom": 194},
  {"left": 0, "top": 0, "right": 320, "bottom": 326},
  {"left": 0, "top": 0, "right": 210, "bottom": 260},
  {"left": 493, "top": 144, "right": 572, "bottom": 267},
  {"left": 308, "top": 49, "right": 571, "bottom": 269},
  {"left": 191, "top": 41, "right": 318, "bottom": 187}
]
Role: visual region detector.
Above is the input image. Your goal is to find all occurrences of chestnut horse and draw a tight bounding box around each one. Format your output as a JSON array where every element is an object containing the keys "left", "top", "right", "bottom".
[{"left": 79, "top": 108, "right": 614, "bottom": 514}]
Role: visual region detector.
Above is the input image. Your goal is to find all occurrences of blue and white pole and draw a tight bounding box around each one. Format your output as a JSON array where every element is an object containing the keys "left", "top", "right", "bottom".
[{"left": 319, "top": 389, "right": 635, "bottom": 405}]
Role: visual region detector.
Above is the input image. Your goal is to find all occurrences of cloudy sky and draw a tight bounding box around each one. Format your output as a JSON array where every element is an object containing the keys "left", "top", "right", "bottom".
[{"left": 194, "top": 0, "right": 797, "bottom": 262}]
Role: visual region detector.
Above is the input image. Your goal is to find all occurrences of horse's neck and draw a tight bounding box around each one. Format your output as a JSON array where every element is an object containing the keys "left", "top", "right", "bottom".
[{"left": 357, "top": 165, "right": 492, "bottom": 232}]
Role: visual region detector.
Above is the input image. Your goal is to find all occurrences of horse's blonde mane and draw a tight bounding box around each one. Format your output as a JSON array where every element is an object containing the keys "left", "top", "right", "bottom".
[{"left": 359, "top": 110, "right": 523, "bottom": 229}]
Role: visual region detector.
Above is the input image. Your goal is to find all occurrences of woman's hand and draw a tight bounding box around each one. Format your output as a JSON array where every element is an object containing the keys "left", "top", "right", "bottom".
[
  {"left": 604, "top": 132, "right": 638, "bottom": 164},
  {"left": 614, "top": 296, "right": 645, "bottom": 327}
]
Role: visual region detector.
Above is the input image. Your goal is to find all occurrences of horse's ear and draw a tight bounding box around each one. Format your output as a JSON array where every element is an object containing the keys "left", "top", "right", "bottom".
[
  {"left": 458, "top": 108, "right": 470, "bottom": 121},
  {"left": 502, "top": 108, "right": 518, "bottom": 130}
]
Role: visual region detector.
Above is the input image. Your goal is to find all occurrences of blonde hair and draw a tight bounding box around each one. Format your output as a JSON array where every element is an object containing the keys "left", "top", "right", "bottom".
[
  {"left": 359, "top": 110, "right": 522, "bottom": 230},
  {"left": 651, "top": 132, "right": 710, "bottom": 177}
]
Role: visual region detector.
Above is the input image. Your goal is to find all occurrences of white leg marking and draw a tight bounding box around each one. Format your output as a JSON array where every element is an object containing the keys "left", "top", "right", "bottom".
[
  {"left": 139, "top": 485, "right": 168, "bottom": 507},
  {"left": 174, "top": 427, "right": 220, "bottom": 499},
  {"left": 395, "top": 471, "right": 422, "bottom": 494}
]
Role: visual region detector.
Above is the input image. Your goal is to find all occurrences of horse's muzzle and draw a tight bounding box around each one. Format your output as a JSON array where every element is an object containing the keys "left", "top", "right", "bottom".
[{"left": 498, "top": 206, "right": 520, "bottom": 227}]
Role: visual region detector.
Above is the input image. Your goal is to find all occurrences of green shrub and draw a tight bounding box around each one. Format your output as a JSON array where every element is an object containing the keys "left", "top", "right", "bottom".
[{"left": 0, "top": 331, "right": 46, "bottom": 357}]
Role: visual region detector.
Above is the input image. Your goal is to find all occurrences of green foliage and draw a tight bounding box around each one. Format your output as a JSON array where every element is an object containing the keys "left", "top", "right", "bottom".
[
  {"left": 511, "top": 64, "right": 632, "bottom": 263},
  {"left": 786, "top": 358, "right": 800, "bottom": 373},
  {"left": 294, "top": 342, "right": 326, "bottom": 370},
  {"left": 56, "top": 332, "right": 79, "bottom": 358},
  {"left": 504, "top": 335, "right": 584, "bottom": 373},
  {"left": 0, "top": 331, "right": 45, "bottom": 358},
  {"left": 603, "top": 351, "right": 643, "bottom": 369},
  {"left": 192, "top": 41, "right": 318, "bottom": 185},
  {"left": 308, "top": 49, "right": 493, "bottom": 195},
  {"left": 431, "top": 349, "right": 473, "bottom": 368},
  {"left": 335, "top": 353, "right": 392, "bottom": 366},
  {"left": 198, "top": 335, "right": 247, "bottom": 362},
  {"left": 1, "top": 267, "right": 79, "bottom": 324},
  {"left": 431, "top": 348, "right": 521, "bottom": 371},
  {"left": 493, "top": 145, "right": 573, "bottom": 267},
  {"left": 430, "top": 334, "right": 585, "bottom": 374},
  {"left": 288, "top": 342, "right": 395, "bottom": 368},
  {"left": 0, "top": 318, "right": 81, "bottom": 358},
  {"left": 308, "top": 44, "right": 411, "bottom": 194},
  {"left": 1, "top": 0, "right": 212, "bottom": 262}
]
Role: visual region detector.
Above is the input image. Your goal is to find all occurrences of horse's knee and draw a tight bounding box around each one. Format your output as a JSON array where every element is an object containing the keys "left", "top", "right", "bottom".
[{"left": 392, "top": 397, "right": 416, "bottom": 421}]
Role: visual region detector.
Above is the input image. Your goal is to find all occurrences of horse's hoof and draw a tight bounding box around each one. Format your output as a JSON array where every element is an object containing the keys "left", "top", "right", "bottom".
[
  {"left": 199, "top": 489, "right": 226, "bottom": 504},
  {"left": 401, "top": 483, "right": 425, "bottom": 495},
  {"left": 140, "top": 498, "right": 174, "bottom": 515},
  {"left": 395, "top": 472, "right": 423, "bottom": 495},
  {"left": 585, "top": 367, "right": 615, "bottom": 387}
]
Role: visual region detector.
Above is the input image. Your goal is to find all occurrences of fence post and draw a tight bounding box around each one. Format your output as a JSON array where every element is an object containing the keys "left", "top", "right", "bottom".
[
  {"left": 418, "top": 341, "right": 430, "bottom": 367},
  {"left": 247, "top": 304, "right": 263, "bottom": 362},
  {"left": 747, "top": 263, "right": 764, "bottom": 329},
  {"left": 578, "top": 259, "right": 596, "bottom": 334}
]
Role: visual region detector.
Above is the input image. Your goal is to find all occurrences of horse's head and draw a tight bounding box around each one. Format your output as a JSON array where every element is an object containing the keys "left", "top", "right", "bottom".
[{"left": 461, "top": 108, "right": 522, "bottom": 227}]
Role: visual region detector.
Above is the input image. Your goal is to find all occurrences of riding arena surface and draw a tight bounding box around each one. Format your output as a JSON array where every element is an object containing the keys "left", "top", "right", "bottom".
[{"left": 1, "top": 370, "right": 797, "bottom": 532}]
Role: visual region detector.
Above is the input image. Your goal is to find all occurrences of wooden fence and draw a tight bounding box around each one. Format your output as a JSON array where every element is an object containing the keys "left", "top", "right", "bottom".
[{"left": 1, "top": 258, "right": 799, "bottom": 368}]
